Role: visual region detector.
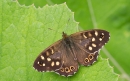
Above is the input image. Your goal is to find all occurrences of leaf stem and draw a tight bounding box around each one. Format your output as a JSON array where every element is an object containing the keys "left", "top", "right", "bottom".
[
  {"left": 87, "top": 0, "right": 130, "bottom": 80},
  {"left": 87, "top": 0, "right": 97, "bottom": 29},
  {"left": 102, "top": 48, "right": 130, "bottom": 81}
]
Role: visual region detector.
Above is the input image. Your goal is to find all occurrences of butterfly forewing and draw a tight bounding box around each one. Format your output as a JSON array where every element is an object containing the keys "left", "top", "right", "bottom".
[
  {"left": 71, "top": 29, "right": 110, "bottom": 53},
  {"left": 33, "top": 41, "right": 63, "bottom": 72},
  {"left": 33, "top": 29, "right": 110, "bottom": 77}
]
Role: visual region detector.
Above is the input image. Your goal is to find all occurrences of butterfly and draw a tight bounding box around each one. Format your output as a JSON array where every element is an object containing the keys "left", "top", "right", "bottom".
[{"left": 33, "top": 29, "right": 110, "bottom": 77}]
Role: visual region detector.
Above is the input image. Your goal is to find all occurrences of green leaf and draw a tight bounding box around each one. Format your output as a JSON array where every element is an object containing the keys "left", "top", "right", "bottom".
[
  {"left": 0, "top": 0, "right": 118, "bottom": 81},
  {"left": 17, "top": 0, "right": 130, "bottom": 81}
]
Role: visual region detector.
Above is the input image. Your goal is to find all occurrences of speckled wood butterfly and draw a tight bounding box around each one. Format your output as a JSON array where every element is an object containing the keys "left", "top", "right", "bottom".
[{"left": 33, "top": 29, "right": 110, "bottom": 77}]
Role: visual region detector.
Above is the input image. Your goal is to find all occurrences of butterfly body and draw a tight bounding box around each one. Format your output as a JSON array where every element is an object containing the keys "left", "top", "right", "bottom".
[{"left": 33, "top": 29, "right": 110, "bottom": 77}]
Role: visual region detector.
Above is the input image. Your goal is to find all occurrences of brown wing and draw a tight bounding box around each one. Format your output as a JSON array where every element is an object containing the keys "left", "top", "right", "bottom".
[
  {"left": 71, "top": 29, "right": 110, "bottom": 53},
  {"left": 70, "top": 29, "right": 109, "bottom": 66},
  {"left": 54, "top": 42, "right": 79, "bottom": 77},
  {"left": 33, "top": 39, "right": 79, "bottom": 77},
  {"left": 73, "top": 44, "right": 99, "bottom": 66},
  {"left": 33, "top": 40, "right": 63, "bottom": 72},
  {"left": 33, "top": 29, "right": 110, "bottom": 76}
]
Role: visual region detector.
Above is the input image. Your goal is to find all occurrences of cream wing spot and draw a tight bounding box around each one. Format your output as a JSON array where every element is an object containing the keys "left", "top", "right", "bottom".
[
  {"left": 92, "top": 37, "right": 95, "bottom": 41},
  {"left": 41, "top": 55, "right": 44, "bottom": 60},
  {"left": 50, "top": 48, "right": 54, "bottom": 54},
  {"left": 89, "top": 46, "right": 92, "bottom": 50},
  {"left": 88, "top": 32, "right": 92, "bottom": 37},
  {"left": 102, "top": 33, "right": 104, "bottom": 35},
  {"left": 83, "top": 33, "right": 87, "bottom": 38},
  {"left": 51, "top": 61, "right": 55, "bottom": 67},
  {"left": 56, "top": 61, "right": 60, "bottom": 66},
  {"left": 46, "top": 51, "right": 49, "bottom": 56},
  {"left": 92, "top": 43, "right": 96, "bottom": 47},
  {"left": 43, "top": 63, "right": 45, "bottom": 66},
  {"left": 95, "top": 31, "right": 98, "bottom": 36},
  {"left": 99, "top": 38, "right": 102, "bottom": 41},
  {"left": 47, "top": 58, "right": 51, "bottom": 61}
]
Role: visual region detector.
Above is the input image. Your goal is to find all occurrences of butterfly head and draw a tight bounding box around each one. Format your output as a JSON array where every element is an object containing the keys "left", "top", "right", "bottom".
[{"left": 62, "top": 32, "right": 68, "bottom": 39}]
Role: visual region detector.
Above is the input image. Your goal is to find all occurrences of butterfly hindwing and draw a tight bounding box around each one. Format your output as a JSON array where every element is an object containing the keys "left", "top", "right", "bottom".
[
  {"left": 63, "top": 39, "right": 99, "bottom": 66},
  {"left": 54, "top": 45, "right": 79, "bottom": 77},
  {"left": 76, "top": 48, "right": 99, "bottom": 66},
  {"left": 55, "top": 60, "right": 79, "bottom": 77}
]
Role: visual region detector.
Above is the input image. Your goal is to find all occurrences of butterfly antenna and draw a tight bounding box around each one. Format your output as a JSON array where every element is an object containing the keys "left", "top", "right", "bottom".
[
  {"left": 48, "top": 28, "right": 62, "bottom": 34},
  {"left": 48, "top": 18, "right": 70, "bottom": 34},
  {"left": 63, "top": 18, "right": 70, "bottom": 32}
]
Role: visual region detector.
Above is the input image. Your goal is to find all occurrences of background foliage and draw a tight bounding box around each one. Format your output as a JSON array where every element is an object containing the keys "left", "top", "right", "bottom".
[
  {"left": 18, "top": 0, "right": 130, "bottom": 81},
  {"left": 1, "top": 0, "right": 130, "bottom": 81}
]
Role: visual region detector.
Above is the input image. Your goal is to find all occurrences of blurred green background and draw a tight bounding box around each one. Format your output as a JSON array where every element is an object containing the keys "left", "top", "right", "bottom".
[{"left": 17, "top": 0, "right": 130, "bottom": 81}]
